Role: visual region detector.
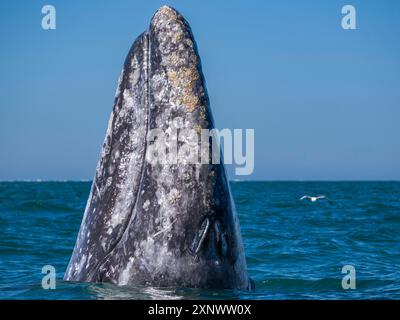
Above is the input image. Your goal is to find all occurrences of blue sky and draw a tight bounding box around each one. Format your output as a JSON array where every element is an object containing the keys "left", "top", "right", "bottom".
[{"left": 0, "top": 0, "right": 399, "bottom": 180}]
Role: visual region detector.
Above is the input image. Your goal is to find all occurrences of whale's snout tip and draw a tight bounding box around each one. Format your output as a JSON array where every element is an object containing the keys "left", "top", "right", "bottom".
[
  {"left": 156, "top": 5, "right": 179, "bottom": 15},
  {"left": 152, "top": 5, "right": 185, "bottom": 27}
]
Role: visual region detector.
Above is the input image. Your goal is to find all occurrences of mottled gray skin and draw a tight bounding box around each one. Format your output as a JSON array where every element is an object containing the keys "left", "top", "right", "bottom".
[{"left": 64, "top": 6, "right": 251, "bottom": 290}]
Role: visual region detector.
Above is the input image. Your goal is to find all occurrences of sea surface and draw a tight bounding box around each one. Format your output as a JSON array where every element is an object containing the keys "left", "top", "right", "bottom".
[{"left": 0, "top": 181, "right": 399, "bottom": 300}]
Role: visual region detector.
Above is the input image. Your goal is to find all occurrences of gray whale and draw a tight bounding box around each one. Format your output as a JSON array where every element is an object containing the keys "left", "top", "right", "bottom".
[{"left": 64, "top": 6, "right": 252, "bottom": 290}]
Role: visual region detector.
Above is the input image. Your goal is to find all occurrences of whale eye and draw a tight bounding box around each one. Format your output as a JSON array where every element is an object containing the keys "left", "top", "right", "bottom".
[{"left": 189, "top": 217, "right": 210, "bottom": 255}]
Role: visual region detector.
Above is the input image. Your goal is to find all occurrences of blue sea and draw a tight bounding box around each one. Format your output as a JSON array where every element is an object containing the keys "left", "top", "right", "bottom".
[{"left": 0, "top": 181, "right": 399, "bottom": 300}]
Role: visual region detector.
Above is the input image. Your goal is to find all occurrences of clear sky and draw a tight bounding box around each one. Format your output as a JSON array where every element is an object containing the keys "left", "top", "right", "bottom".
[{"left": 0, "top": 0, "right": 399, "bottom": 180}]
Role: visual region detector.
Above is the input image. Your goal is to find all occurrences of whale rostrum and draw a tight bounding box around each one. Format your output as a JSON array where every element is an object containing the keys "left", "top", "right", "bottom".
[{"left": 64, "top": 5, "right": 252, "bottom": 289}]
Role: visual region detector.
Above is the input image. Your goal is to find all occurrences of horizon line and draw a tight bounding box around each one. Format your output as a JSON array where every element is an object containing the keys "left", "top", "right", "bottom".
[{"left": 1, "top": 179, "right": 399, "bottom": 183}]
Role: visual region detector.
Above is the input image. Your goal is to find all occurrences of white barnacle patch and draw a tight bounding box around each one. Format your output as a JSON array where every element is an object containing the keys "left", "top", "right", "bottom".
[
  {"left": 108, "top": 163, "right": 115, "bottom": 175},
  {"left": 122, "top": 89, "right": 135, "bottom": 110},
  {"left": 118, "top": 107, "right": 126, "bottom": 121},
  {"left": 109, "top": 211, "right": 124, "bottom": 229},
  {"left": 143, "top": 200, "right": 150, "bottom": 211},
  {"left": 152, "top": 72, "right": 165, "bottom": 84},
  {"left": 75, "top": 254, "right": 87, "bottom": 272},
  {"left": 153, "top": 85, "right": 168, "bottom": 104},
  {"left": 100, "top": 113, "right": 115, "bottom": 161},
  {"left": 130, "top": 68, "right": 140, "bottom": 87},
  {"left": 172, "top": 116, "right": 184, "bottom": 128},
  {"left": 129, "top": 56, "right": 141, "bottom": 85},
  {"left": 151, "top": 218, "right": 176, "bottom": 239},
  {"left": 101, "top": 240, "right": 107, "bottom": 252},
  {"left": 119, "top": 257, "right": 135, "bottom": 285},
  {"left": 114, "top": 149, "right": 120, "bottom": 159},
  {"left": 168, "top": 99, "right": 182, "bottom": 111},
  {"left": 106, "top": 176, "right": 113, "bottom": 187},
  {"left": 114, "top": 70, "right": 124, "bottom": 98},
  {"left": 86, "top": 254, "right": 93, "bottom": 269},
  {"left": 152, "top": 72, "right": 169, "bottom": 103},
  {"left": 168, "top": 188, "right": 181, "bottom": 204},
  {"left": 178, "top": 43, "right": 186, "bottom": 51},
  {"left": 156, "top": 188, "right": 167, "bottom": 207}
]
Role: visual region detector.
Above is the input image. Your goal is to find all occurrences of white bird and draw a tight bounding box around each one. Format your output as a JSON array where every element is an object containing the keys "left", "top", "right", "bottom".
[{"left": 299, "top": 195, "right": 333, "bottom": 205}]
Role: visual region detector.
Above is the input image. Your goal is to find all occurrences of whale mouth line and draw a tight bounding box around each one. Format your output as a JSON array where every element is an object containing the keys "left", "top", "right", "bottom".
[{"left": 87, "top": 32, "right": 153, "bottom": 281}]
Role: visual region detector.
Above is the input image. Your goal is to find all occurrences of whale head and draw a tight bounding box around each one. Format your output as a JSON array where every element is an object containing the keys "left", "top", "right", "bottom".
[{"left": 64, "top": 6, "right": 251, "bottom": 290}]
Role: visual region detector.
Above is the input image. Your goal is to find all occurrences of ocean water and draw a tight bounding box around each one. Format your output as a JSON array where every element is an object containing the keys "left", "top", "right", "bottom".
[{"left": 0, "top": 181, "right": 399, "bottom": 300}]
